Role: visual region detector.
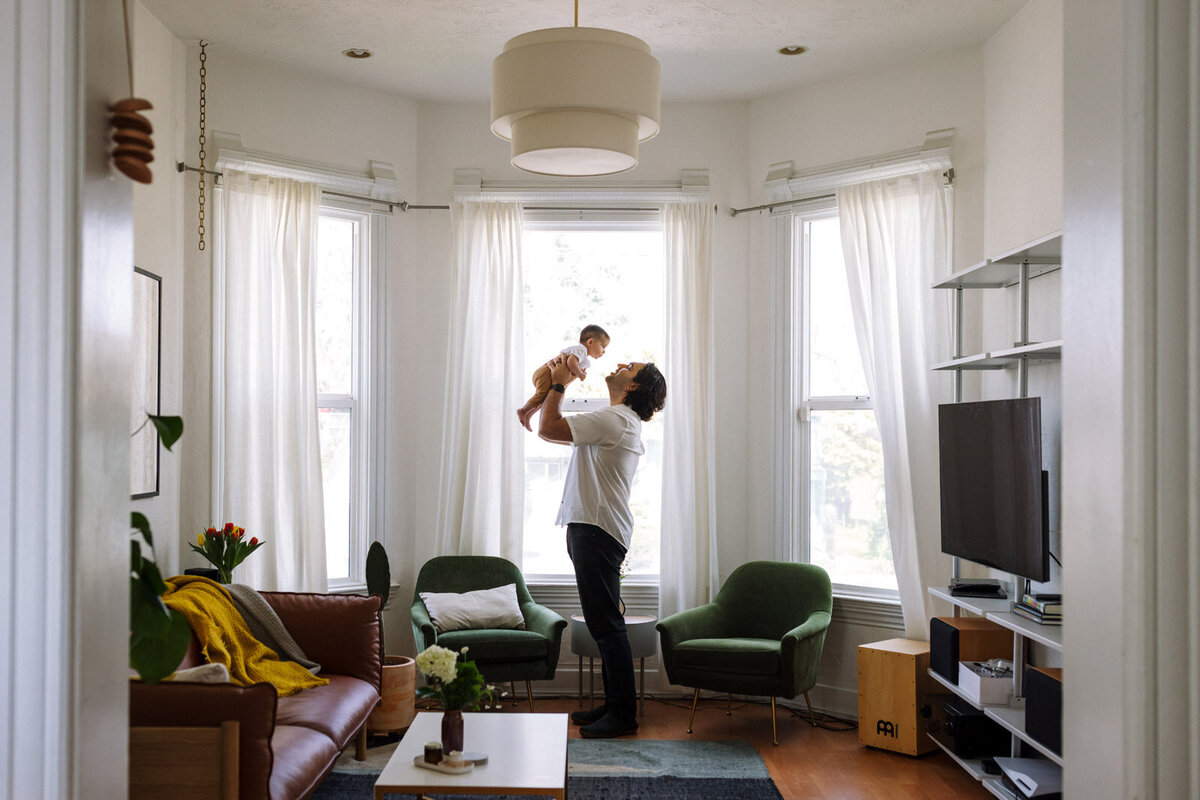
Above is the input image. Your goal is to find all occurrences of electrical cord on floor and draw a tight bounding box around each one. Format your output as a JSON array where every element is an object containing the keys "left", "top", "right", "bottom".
[{"left": 639, "top": 693, "right": 858, "bottom": 733}]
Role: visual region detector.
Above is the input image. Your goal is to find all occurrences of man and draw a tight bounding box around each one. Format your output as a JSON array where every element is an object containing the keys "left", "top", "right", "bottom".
[{"left": 539, "top": 358, "right": 667, "bottom": 739}]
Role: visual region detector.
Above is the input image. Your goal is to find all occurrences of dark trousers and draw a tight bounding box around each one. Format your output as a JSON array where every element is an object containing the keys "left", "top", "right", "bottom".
[{"left": 567, "top": 523, "right": 636, "bottom": 723}]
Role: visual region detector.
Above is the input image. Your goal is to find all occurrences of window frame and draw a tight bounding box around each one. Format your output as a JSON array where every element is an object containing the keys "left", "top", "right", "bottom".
[
  {"left": 779, "top": 200, "right": 899, "bottom": 601},
  {"left": 518, "top": 207, "right": 665, "bottom": 583},
  {"left": 316, "top": 199, "right": 385, "bottom": 590}
]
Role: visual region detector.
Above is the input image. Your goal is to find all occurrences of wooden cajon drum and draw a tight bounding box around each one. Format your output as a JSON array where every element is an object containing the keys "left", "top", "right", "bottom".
[{"left": 857, "top": 638, "right": 938, "bottom": 755}]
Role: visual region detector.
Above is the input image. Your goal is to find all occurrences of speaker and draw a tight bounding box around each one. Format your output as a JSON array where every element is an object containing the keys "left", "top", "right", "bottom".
[
  {"left": 1025, "top": 666, "right": 1063, "bottom": 755},
  {"left": 930, "top": 616, "right": 1014, "bottom": 684}
]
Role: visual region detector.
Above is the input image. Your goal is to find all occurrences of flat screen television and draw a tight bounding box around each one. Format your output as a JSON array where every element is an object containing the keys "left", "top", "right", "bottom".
[{"left": 938, "top": 397, "right": 1050, "bottom": 582}]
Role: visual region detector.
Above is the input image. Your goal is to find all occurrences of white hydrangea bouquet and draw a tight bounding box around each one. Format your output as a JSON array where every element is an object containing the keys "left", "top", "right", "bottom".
[{"left": 414, "top": 645, "right": 496, "bottom": 710}]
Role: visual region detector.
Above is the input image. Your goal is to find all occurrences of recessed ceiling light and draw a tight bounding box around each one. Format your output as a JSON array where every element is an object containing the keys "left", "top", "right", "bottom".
[
  {"left": 778, "top": 45, "right": 808, "bottom": 56},
  {"left": 343, "top": 48, "right": 373, "bottom": 59}
]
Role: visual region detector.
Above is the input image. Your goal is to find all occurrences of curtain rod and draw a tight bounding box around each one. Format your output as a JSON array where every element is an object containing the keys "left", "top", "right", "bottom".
[
  {"left": 175, "top": 164, "right": 675, "bottom": 213},
  {"left": 728, "top": 193, "right": 836, "bottom": 217},
  {"left": 175, "top": 162, "right": 449, "bottom": 211}
]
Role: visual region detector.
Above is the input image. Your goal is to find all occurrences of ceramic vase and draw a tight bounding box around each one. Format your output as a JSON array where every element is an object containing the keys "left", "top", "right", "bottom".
[{"left": 441, "top": 709, "right": 464, "bottom": 753}]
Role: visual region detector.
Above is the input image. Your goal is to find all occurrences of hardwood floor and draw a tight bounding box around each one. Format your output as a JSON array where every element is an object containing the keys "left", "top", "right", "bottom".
[{"left": 507, "top": 696, "right": 990, "bottom": 800}]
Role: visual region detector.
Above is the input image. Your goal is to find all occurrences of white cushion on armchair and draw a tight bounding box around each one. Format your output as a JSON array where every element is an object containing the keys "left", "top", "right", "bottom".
[{"left": 419, "top": 583, "right": 526, "bottom": 633}]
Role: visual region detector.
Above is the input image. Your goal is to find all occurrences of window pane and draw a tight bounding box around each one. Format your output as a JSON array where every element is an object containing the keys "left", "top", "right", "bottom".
[
  {"left": 521, "top": 229, "right": 664, "bottom": 574},
  {"left": 315, "top": 216, "right": 355, "bottom": 395},
  {"left": 807, "top": 216, "right": 868, "bottom": 398},
  {"left": 522, "top": 231, "right": 664, "bottom": 398},
  {"left": 318, "top": 407, "right": 352, "bottom": 581},
  {"left": 808, "top": 409, "right": 895, "bottom": 590}
]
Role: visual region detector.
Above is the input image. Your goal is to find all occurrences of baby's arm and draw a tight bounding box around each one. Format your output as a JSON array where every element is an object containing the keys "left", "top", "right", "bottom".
[{"left": 566, "top": 353, "right": 586, "bottom": 380}]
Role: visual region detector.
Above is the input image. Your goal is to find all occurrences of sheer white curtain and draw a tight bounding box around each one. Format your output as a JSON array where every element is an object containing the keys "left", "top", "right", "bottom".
[
  {"left": 837, "top": 171, "right": 952, "bottom": 639},
  {"left": 659, "top": 200, "right": 720, "bottom": 619},
  {"left": 433, "top": 200, "right": 525, "bottom": 560},
  {"left": 216, "top": 170, "right": 327, "bottom": 591}
]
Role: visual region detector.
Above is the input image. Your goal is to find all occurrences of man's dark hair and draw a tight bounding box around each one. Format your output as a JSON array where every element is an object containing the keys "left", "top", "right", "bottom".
[
  {"left": 624, "top": 363, "right": 666, "bottom": 422},
  {"left": 579, "top": 324, "right": 609, "bottom": 344}
]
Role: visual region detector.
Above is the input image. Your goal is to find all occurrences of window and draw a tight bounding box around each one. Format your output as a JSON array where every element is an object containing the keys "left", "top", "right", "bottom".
[
  {"left": 794, "top": 211, "right": 897, "bottom": 594},
  {"left": 314, "top": 206, "right": 376, "bottom": 586},
  {"left": 520, "top": 218, "right": 665, "bottom": 577}
]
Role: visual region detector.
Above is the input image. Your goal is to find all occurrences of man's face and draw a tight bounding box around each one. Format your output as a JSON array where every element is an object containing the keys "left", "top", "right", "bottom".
[{"left": 605, "top": 362, "right": 644, "bottom": 395}]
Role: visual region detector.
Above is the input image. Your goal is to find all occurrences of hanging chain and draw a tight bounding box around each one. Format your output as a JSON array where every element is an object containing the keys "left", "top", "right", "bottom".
[{"left": 197, "top": 41, "right": 208, "bottom": 251}]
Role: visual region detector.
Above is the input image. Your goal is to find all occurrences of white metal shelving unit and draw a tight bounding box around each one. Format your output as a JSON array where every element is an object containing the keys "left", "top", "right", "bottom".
[{"left": 927, "top": 232, "right": 1064, "bottom": 791}]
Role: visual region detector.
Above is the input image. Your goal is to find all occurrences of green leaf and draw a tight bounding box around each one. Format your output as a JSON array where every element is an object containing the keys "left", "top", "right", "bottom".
[
  {"left": 130, "top": 609, "right": 191, "bottom": 684},
  {"left": 131, "top": 511, "right": 152, "bottom": 546},
  {"left": 135, "top": 556, "right": 170, "bottom": 600},
  {"left": 131, "top": 540, "right": 143, "bottom": 573},
  {"left": 366, "top": 541, "right": 391, "bottom": 608},
  {"left": 149, "top": 414, "right": 184, "bottom": 451}
]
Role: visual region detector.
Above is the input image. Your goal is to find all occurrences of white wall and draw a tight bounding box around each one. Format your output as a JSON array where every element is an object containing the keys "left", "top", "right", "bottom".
[
  {"left": 983, "top": 0, "right": 1064, "bottom": 257},
  {"left": 131, "top": 1, "right": 187, "bottom": 575}
]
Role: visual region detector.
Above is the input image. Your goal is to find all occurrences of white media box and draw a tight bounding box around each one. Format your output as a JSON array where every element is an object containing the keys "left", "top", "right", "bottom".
[{"left": 957, "top": 661, "right": 1012, "bottom": 705}]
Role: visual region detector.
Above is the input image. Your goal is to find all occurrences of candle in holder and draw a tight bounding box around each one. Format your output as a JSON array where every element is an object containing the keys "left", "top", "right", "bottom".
[{"left": 424, "top": 741, "right": 443, "bottom": 764}]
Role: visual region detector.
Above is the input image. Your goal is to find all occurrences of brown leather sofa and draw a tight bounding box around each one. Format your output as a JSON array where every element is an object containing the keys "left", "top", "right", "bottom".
[{"left": 130, "top": 591, "right": 383, "bottom": 800}]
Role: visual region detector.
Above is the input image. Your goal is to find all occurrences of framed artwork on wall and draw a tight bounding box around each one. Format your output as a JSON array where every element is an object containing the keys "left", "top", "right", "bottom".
[{"left": 131, "top": 266, "right": 162, "bottom": 499}]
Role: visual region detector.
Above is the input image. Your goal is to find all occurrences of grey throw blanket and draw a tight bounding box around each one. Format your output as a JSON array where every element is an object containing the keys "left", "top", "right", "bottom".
[{"left": 227, "top": 583, "right": 322, "bottom": 675}]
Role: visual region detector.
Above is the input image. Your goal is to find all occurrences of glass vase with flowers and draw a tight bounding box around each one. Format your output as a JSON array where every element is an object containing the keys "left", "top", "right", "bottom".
[
  {"left": 189, "top": 523, "right": 264, "bottom": 584},
  {"left": 414, "top": 645, "right": 496, "bottom": 753}
]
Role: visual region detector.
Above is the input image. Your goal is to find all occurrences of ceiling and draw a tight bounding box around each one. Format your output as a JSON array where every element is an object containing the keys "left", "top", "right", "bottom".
[{"left": 139, "top": 0, "right": 1028, "bottom": 103}]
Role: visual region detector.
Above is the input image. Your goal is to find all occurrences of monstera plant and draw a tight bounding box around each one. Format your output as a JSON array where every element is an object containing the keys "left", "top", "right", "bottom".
[{"left": 129, "top": 414, "right": 189, "bottom": 684}]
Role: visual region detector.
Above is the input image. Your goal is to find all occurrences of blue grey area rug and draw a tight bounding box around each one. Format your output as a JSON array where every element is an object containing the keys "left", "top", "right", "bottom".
[{"left": 312, "top": 739, "right": 784, "bottom": 800}]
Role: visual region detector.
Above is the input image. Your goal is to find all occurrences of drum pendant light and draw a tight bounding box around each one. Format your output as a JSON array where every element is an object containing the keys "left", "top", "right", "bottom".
[{"left": 490, "top": 2, "right": 660, "bottom": 176}]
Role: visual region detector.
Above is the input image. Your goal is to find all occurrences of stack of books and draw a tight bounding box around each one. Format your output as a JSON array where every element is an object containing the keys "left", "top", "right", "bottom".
[{"left": 1011, "top": 593, "right": 1062, "bottom": 625}]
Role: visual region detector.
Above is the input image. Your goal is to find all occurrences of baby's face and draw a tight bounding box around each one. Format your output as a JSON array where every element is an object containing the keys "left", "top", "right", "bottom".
[{"left": 585, "top": 337, "right": 608, "bottom": 359}]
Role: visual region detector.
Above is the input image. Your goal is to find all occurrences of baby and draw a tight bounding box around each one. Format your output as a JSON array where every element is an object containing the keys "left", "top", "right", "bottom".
[{"left": 517, "top": 324, "right": 609, "bottom": 431}]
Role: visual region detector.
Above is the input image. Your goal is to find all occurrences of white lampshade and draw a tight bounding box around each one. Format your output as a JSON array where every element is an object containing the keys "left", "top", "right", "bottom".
[{"left": 491, "top": 27, "right": 660, "bottom": 176}]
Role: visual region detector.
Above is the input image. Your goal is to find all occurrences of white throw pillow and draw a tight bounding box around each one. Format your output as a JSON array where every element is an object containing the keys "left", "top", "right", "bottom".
[
  {"left": 420, "top": 583, "right": 526, "bottom": 633},
  {"left": 166, "top": 662, "right": 231, "bottom": 683}
]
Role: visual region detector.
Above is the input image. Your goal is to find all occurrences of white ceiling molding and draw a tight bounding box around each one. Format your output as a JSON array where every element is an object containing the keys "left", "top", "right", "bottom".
[
  {"left": 451, "top": 167, "right": 709, "bottom": 203},
  {"left": 764, "top": 128, "right": 955, "bottom": 203},
  {"left": 213, "top": 131, "right": 399, "bottom": 199}
]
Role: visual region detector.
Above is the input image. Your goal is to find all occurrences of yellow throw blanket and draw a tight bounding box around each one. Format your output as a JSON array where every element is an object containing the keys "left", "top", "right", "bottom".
[{"left": 163, "top": 576, "right": 328, "bottom": 697}]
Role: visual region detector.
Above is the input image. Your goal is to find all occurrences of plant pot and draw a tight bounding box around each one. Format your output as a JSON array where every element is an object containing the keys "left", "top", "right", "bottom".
[{"left": 367, "top": 655, "right": 416, "bottom": 734}]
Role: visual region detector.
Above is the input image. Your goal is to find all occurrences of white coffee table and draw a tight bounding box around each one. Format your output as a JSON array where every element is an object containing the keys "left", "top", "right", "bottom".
[{"left": 373, "top": 711, "right": 568, "bottom": 799}]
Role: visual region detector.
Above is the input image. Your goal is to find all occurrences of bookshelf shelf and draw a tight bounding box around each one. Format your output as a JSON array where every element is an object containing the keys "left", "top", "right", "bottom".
[
  {"left": 984, "top": 611, "right": 1063, "bottom": 651},
  {"left": 929, "top": 230, "right": 1065, "bottom": 791},
  {"left": 925, "top": 734, "right": 991, "bottom": 781},
  {"left": 928, "top": 668, "right": 1008, "bottom": 710},
  {"left": 928, "top": 585, "right": 1015, "bottom": 617}
]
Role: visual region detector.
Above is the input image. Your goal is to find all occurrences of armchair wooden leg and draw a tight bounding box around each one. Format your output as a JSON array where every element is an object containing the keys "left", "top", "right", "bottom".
[
  {"left": 726, "top": 693, "right": 733, "bottom": 716},
  {"left": 803, "top": 691, "right": 817, "bottom": 727},
  {"left": 770, "top": 696, "right": 778, "bottom": 746},
  {"left": 526, "top": 680, "right": 534, "bottom": 712},
  {"left": 355, "top": 724, "right": 367, "bottom": 760},
  {"left": 686, "top": 687, "right": 700, "bottom": 735}
]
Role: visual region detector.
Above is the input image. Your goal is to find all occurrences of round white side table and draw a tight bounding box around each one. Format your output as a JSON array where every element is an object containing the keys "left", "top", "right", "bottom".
[{"left": 569, "top": 614, "right": 657, "bottom": 717}]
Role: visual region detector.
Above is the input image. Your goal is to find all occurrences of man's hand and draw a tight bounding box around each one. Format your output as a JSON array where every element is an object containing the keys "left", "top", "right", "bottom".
[
  {"left": 539, "top": 355, "right": 575, "bottom": 444},
  {"left": 548, "top": 354, "right": 578, "bottom": 387}
]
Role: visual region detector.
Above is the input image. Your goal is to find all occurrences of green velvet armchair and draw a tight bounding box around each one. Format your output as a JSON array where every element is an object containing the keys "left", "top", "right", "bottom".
[
  {"left": 410, "top": 555, "right": 567, "bottom": 711},
  {"left": 656, "top": 561, "right": 832, "bottom": 745}
]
